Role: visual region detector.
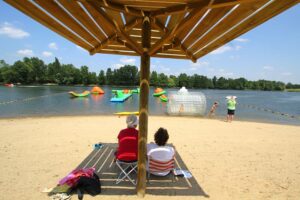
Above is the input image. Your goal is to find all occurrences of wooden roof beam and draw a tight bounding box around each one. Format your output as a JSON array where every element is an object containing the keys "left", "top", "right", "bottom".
[
  {"left": 4, "top": 0, "right": 92, "bottom": 51},
  {"left": 78, "top": 0, "right": 143, "bottom": 17},
  {"left": 90, "top": 33, "right": 117, "bottom": 55},
  {"left": 194, "top": 0, "right": 300, "bottom": 59},
  {"left": 57, "top": 0, "right": 106, "bottom": 42},
  {"left": 90, "top": 18, "right": 142, "bottom": 55},
  {"left": 152, "top": 19, "right": 196, "bottom": 62},
  {"left": 88, "top": 2, "right": 143, "bottom": 55},
  {"left": 149, "top": 3, "right": 208, "bottom": 57},
  {"left": 150, "top": 0, "right": 266, "bottom": 17},
  {"left": 34, "top": 0, "right": 99, "bottom": 46}
]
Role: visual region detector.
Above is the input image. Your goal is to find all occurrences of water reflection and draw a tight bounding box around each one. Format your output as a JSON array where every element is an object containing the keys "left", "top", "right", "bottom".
[{"left": 91, "top": 94, "right": 104, "bottom": 102}]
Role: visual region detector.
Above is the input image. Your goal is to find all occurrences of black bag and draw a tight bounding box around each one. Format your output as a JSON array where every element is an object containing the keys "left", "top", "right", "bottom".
[{"left": 76, "top": 173, "right": 101, "bottom": 199}]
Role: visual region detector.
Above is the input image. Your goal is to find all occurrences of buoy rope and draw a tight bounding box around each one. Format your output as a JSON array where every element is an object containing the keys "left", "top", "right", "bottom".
[{"left": 0, "top": 92, "right": 67, "bottom": 106}]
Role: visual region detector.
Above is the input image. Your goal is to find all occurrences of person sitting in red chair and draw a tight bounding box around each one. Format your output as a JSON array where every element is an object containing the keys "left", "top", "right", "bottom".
[{"left": 115, "top": 114, "right": 139, "bottom": 162}]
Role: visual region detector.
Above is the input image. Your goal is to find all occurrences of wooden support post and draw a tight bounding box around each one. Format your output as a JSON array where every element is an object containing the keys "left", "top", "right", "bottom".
[{"left": 137, "top": 13, "right": 151, "bottom": 197}]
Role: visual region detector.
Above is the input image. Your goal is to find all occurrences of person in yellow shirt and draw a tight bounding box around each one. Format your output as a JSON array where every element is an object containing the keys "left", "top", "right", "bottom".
[{"left": 226, "top": 96, "right": 237, "bottom": 122}]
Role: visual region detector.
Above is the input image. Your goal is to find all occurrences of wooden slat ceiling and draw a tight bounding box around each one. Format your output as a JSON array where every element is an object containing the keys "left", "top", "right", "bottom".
[{"left": 4, "top": 0, "right": 299, "bottom": 62}]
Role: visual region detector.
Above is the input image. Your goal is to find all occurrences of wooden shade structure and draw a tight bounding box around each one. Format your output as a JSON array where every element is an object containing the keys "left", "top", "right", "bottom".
[{"left": 5, "top": 0, "right": 299, "bottom": 197}]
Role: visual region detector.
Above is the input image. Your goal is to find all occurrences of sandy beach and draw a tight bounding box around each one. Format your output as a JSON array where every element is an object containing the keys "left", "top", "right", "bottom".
[{"left": 0, "top": 116, "right": 300, "bottom": 200}]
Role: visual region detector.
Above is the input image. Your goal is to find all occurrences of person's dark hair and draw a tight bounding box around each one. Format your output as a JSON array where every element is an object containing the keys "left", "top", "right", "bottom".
[{"left": 154, "top": 127, "right": 169, "bottom": 146}]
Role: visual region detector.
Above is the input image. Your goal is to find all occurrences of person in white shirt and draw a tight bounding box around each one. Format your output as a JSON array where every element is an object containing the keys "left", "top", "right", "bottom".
[{"left": 147, "top": 127, "right": 175, "bottom": 176}]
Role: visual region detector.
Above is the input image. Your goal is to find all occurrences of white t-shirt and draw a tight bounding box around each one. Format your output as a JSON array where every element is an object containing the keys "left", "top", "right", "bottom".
[{"left": 147, "top": 143, "right": 175, "bottom": 176}]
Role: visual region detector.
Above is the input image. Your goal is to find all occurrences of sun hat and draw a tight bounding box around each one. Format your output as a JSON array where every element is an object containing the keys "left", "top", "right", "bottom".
[
  {"left": 226, "top": 95, "right": 237, "bottom": 99},
  {"left": 126, "top": 114, "right": 139, "bottom": 128}
]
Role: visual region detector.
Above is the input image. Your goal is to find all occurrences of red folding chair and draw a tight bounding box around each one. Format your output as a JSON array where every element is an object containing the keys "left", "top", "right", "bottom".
[{"left": 115, "top": 135, "right": 138, "bottom": 185}]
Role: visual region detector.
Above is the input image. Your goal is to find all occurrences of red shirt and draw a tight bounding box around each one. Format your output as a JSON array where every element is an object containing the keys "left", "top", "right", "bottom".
[{"left": 116, "top": 128, "right": 138, "bottom": 161}]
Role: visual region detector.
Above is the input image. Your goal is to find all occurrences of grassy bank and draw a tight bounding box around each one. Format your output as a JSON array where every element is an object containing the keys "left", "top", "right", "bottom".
[{"left": 286, "top": 88, "right": 300, "bottom": 92}]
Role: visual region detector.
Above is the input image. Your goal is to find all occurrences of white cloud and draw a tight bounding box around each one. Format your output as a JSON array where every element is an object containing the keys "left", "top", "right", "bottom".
[
  {"left": 190, "top": 61, "right": 209, "bottom": 67},
  {"left": 210, "top": 45, "right": 233, "bottom": 55},
  {"left": 235, "top": 45, "right": 242, "bottom": 50},
  {"left": 229, "top": 55, "right": 240, "bottom": 60},
  {"left": 120, "top": 57, "right": 136, "bottom": 65},
  {"left": 282, "top": 72, "right": 292, "bottom": 76},
  {"left": 189, "top": 61, "right": 209, "bottom": 71},
  {"left": 0, "top": 22, "right": 29, "bottom": 39},
  {"left": 111, "top": 63, "right": 123, "bottom": 69},
  {"left": 216, "top": 68, "right": 234, "bottom": 78},
  {"left": 17, "top": 49, "right": 34, "bottom": 56},
  {"left": 151, "top": 64, "right": 171, "bottom": 73},
  {"left": 263, "top": 65, "right": 274, "bottom": 71},
  {"left": 49, "top": 42, "right": 58, "bottom": 50},
  {"left": 161, "top": 66, "right": 170, "bottom": 72},
  {"left": 234, "top": 38, "right": 249, "bottom": 42},
  {"left": 222, "top": 72, "right": 234, "bottom": 77},
  {"left": 42, "top": 51, "right": 53, "bottom": 57}
]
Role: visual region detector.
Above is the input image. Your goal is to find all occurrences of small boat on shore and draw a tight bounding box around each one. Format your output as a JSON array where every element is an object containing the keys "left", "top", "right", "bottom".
[
  {"left": 4, "top": 83, "right": 14, "bottom": 87},
  {"left": 69, "top": 91, "right": 90, "bottom": 97}
]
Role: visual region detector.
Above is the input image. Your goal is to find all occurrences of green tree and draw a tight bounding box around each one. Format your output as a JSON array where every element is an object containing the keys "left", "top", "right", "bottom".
[
  {"left": 47, "top": 57, "right": 62, "bottom": 84},
  {"left": 216, "top": 77, "right": 229, "bottom": 89},
  {"left": 80, "top": 66, "right": 89, "bottom": 85},
  {"left": 27, "top": 57, "right": 47, "bottom": 83},
  {"left": 167, "top": 77, "right": 176, "bottom": 87},
  {"left": 178, "top": 73, "right": 189, "bottom": 87},
  {"left": 0, "top": 60, "right": 9, "bottom": 82},
  {"left": 88, "top": 72, "right": 97, "bottom": 84},
  {"left": 157, "top": 73, "right": 168, "bottom": 87},
  {"left": 106, "top": 68, "right": 113, "bottom": 85},
  {"left": 169, "top": 75, "right": 178, "bottom": 87},
  {"left": 150, "top": 71, "right": 158, "bottom": 86},
  {"left": 212, "top": 76, "right": 217, "bottom": 88},
  {"left": 98, "top": 70, "right": 106, "bottom": 85},
  {"left": 11, "top": 59, "right": 33, "bottom": 84},
  {"left": 117, "top": 65, "right": 138, "bottom": 85}
]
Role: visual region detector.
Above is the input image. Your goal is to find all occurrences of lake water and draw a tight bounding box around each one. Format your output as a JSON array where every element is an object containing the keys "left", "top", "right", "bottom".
[{"left": 0, "top": 85, "right": 299, "bottom": 126}]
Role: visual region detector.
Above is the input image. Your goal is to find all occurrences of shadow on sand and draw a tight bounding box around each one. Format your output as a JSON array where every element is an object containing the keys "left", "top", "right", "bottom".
[{"left": 76, "top": 143, "right": 209, "bottom": 197}]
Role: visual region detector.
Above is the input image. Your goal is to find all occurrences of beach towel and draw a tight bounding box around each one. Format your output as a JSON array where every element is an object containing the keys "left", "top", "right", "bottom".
[{"left": 59, "top": 168, "right": 95, "bottom": 187}]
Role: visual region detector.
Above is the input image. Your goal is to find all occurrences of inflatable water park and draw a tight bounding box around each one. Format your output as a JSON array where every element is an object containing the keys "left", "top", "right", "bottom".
[
  {"left": 69, "top": 90, "right": 90, "bottom": 97},
  {"left": 153, "top": 87, "right": 168, "bottom": 102},
  {"left": 91, "top": 86, "right": 104, "bottom": 94},
  {"left": 110, "top": 88, "right": 140, "bottom": 102},
  {"left": 153, "top": 87, "right": 166, "bottom": 97},
  {"left": 167, "top": 87, "right": 206, "bottom": 116},
  {"left": 69, "top": 86, "right": 105, "bottom": 98}
]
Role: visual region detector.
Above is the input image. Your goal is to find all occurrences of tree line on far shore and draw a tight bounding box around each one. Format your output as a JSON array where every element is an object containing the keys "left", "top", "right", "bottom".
[{"left": 0, "top": 57, "right": 299, "bottom": 91}]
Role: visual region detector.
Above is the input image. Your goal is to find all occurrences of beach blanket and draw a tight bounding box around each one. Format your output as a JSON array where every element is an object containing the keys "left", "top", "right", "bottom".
[{"left": 59, "top": 167, "right": 95, "bottom": 187}]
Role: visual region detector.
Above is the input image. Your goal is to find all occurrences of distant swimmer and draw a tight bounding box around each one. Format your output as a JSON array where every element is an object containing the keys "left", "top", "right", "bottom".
[
  {"left": 226, "top": 96, "right": 237, "bottom": 122},
  {"left": 208, "top": 101, "right": 219, "bottom": 117}
]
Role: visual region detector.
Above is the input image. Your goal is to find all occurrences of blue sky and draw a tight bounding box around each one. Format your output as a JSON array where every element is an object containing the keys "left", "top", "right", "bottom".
[{"left": 0, "top": 2, "right": 299, "bottom": 84}]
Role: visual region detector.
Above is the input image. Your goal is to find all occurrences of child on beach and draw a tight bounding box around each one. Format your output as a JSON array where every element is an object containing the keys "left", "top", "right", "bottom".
[{"left": 208, "top": 101, "right": 219, "bottom": 117}]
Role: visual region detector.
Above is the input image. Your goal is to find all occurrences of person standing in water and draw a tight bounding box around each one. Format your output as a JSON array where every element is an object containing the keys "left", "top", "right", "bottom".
[
  {"left": 226, "top": 96, "right": 237, "bottom": 122},
  {"left": 208, "top": 101, "right": 219, "bottom": 117}
]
